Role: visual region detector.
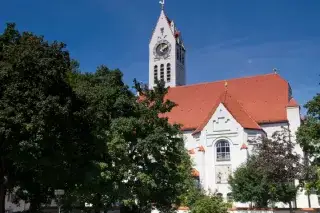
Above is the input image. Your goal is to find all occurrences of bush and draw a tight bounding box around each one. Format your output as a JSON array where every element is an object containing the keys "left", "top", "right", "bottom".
[{"left": 191, "top": 194, "right": 231, "bottom": 213}]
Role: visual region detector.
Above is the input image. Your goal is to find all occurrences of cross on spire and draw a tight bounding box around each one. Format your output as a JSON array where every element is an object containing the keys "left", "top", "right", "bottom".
[{"left": 159, "top": 0, "right": 165, "bottom": 10}]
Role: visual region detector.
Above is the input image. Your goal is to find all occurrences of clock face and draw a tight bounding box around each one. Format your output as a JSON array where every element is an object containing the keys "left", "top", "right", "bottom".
[{"left": 153, "top": 40, "right": 171, "bottom": 58}]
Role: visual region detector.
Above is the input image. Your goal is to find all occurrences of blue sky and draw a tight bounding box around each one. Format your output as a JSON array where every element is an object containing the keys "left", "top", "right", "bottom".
[{"left": 1, "top": 0, "right": 319, "bottom": 113}]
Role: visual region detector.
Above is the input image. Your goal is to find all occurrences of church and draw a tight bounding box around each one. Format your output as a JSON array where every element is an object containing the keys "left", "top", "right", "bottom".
[{"left": 149, "top": 1, "right": 319, "bottom": 209}]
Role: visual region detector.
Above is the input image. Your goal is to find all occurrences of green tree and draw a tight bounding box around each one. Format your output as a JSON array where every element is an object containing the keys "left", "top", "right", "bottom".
[
  {"left": 66, "top": 67, "right": 193, "bottom": 213},
  {"left": 191, "top": 194, "right": 230, "bottom": 213},
  {"left": 179, "top": 179, "right": 206, "bottom": 209},
  {"left": 229, "top": 128, "right": 303, "bottom": 208},
  {"left": 0, "top": 23, "right": 94, "bottom": 213},
  {"left": 229, "top": 156, "right": 270, "bottom": 207},
  {"left": 296, "top": 92, "right": 320, "bottom": 193}
]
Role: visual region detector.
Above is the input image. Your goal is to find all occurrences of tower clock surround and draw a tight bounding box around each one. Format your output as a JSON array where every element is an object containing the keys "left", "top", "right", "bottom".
[
  {"left": 153, "top": 40, "right": 171, "bottom": 59},
  {"left": 148, "top": 2, "right": 186, "bottom": 89}
]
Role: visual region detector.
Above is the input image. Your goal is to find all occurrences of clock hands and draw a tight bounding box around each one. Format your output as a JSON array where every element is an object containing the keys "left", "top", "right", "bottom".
[
  {"left": 160, "top": 44, "right": 168, "bottom": 53},
  {"left": 154, "top": 41, "right": 171, "bottom": 58}
]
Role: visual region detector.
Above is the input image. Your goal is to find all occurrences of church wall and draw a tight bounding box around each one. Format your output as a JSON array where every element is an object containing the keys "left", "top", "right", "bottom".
[
  {"left": 260, "top": 122, "right": 289, "bottom": 138},
  {"left": 203, "top": 103, "right": 247, "bottom": 198},
  {"left": 182, "top": 103, "right": 250, "bottom": 202},
  {"left": 286, "top": 106, "right": 319, "bottom": 208},
  {"left": 181, "top": 104, "right": 319, "bottom": 208}
]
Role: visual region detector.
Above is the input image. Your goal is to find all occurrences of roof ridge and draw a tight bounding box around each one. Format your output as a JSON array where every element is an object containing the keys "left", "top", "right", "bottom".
[
  {"left": 224, "top": 92, "right": 262, "bottom": 130},
  {"left": 287, "top": 97, "right": 299, "bottom": 107},
  {"left": 192, "top": 92, "right": 225, "bottom": 135},
  {"left": 171, "top": 73, "right": 280, "bottom": 89},
  {"left": 192, "top": 90, "right": 262, "bottom": 135}
]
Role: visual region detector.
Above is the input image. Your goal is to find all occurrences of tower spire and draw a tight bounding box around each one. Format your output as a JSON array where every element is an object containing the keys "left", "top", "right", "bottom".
[{"left": 159, "top": 0, "right": 165, "bottom": 10}]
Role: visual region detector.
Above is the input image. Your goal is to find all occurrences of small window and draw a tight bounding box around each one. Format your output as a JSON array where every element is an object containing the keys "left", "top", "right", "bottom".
[
  {"left": 216, "top": 193, "right": 223, "bottom": 198},
  {"left": 227, "top": 193, "right": 233, "bottom": 202},
  {"left": 166, "top": 63, "right": 171, "bottom": 82},
  {"left": 154, "top": 65, "right": 158, "bottom": 82},
  {"left": 181, "top": 51, "right": 185, "bottom": 65},
  {"left": 177, "top": 48, "right": 180, "bottom": 60},
  {"left": 216, "top": 140, "right": 230, "bottom": 161},
  {"left": 160, "top": 64, "right": 164, "bottom": 80}
]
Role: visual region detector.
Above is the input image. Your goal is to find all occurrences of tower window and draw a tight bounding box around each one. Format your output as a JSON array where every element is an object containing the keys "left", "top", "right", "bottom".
[
  {"left": 160, "top": 64, "right": 164, "bottom": 80},
  {"left": 216, "top": 140, "right": 230, "bottom": 161},
  {"left": 154, "top": 65, "right": 158, "bottom": 82},
  {"left": 177, "top": 48, "right": 180, "bottom": 60},
  {"left": 181, "top": 51, "right": 185, "bottom": 65},
  {"left": 166, "top": 63, "right": 171, "bottom": 82}
]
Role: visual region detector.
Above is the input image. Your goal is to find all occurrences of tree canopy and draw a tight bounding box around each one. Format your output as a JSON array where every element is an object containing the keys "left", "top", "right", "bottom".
[
  {"left": 297, "top": 92, "right": 320, "bottom": 193},
  {"left": 66, "top": 69, "right": 194, "bottom": 212},
  {"left": 0, "top": 23, "right": 194, "bottom": 213},
  {"left": 0, "top": 23, "right": 95, "bottom": 213},
  {"left": 190, "top": 193, "right": 230, "bottom": 213},
  {"left": 229, "top": 128, "right": 303, "bottom": 208}
]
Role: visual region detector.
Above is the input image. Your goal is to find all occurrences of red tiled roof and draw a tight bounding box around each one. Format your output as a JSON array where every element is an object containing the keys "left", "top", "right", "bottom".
[
  {"left": 193, "top": 91, "right": 262, "bottom": 134},
  {"left": 160, "top": 73, "right": 296, "bottom": 131},
  {"left": 192, "top": 168, "right": 199, "bottom": 177},
  {"left": 188, "top": 149, "right": 195, "bottom": 154},
  {"left": 287, "top": 98, "right": 299, "bottom": 107},
  {"left": 198, "top": 145, "right": 205, "bottom": 152},
  {"left": 240, "top": 143, "right": 248, "bottom": 150}
]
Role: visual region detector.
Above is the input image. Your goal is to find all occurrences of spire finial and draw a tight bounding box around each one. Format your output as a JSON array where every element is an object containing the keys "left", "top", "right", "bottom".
[
  {"left": 273, "top": 68, "right": 278, "bottom": 74},
  {"left": 159, "top": 0, "right": 165, "bottom": 10}
]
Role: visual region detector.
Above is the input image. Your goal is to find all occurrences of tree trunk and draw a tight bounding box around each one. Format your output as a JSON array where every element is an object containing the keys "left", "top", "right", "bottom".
[
  {"left": 29, "top": 197, "right": 42, "bottom": 213},
  {"left": 0, "top": 156, "right": 6, "bottom": 213},
  {"left": 289, "top": 202, "right": 293, "bottom": 213},
  {"left": 0, "top": 183, "right": 5, "bottom": 213},
  {"left": 256, "top": 200, "right": 268, "bottom": 208}
]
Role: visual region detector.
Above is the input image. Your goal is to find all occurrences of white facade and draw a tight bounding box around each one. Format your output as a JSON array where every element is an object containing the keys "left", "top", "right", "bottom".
[
  {"left": 184, "top": 103, "right": 319, "bottom": 208},
  {"left": 149, "top": 9, "right": 186, "bottom": 89}
]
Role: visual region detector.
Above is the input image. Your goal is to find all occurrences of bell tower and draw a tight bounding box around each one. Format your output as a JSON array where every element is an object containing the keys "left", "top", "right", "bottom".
[{"left": 148, "top": 0, "right": 186, "bottom": 89}]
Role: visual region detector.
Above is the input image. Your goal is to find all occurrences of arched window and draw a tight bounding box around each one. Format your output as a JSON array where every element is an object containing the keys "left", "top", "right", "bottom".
[
  {"left": 160, "top": 64, "right": 164, "bottom": 80},
  {"left": 227, "top": 193, "right": 233, "bottom": 202},
  {"left": 166, "top": 63, "right": 171, "bottom": 82},
  {"left": 154, "top": 65, "right": 158, "bottom": 82},
  {"left": 216, "top": 140, "right": 230, "bottom": 161}
]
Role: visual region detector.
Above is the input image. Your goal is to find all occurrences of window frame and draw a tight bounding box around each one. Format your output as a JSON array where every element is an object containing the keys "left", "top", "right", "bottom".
[
  {"left": 154, "top": 65, "right": 158, "bottom": 82},
  {"left": 160, "top": 64, "right": 164, "bottom": 80},
  {"left": 215, "top": 140, "right": 231, "bottom": 162},
  {"left": 166, "top": 63, "right": 171, "bottom": 82}
]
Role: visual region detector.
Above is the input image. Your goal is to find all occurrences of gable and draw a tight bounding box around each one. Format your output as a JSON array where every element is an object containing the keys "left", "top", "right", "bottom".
[
  {"left": 160, "top": 73, "right": 295, "bottom": 131},
  {"left": 192, "top": 92, "right": 262, "bottom": 134},
  {"left": 150, "top": 10, "right": 175, "bottom": 45},
  {"left": 206, "top": 103, "right": 242, "bottom": 132}
]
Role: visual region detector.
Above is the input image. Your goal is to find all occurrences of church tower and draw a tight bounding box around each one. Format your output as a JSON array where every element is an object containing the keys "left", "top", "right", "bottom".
[{"left": 149, "top": 0, "right": 186, "bottom": 89}]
